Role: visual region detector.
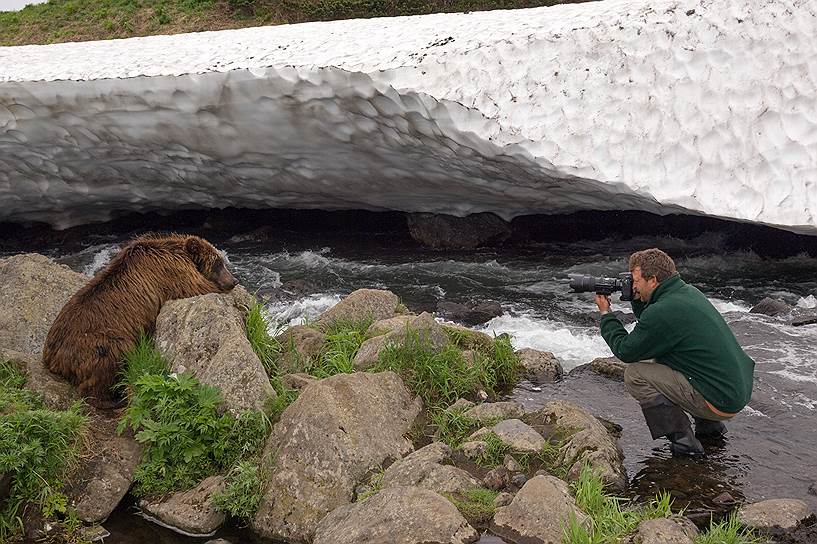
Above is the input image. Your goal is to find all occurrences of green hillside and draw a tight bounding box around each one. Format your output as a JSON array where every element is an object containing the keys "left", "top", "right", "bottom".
[{"left": 0, "top": 0, "right": 587, "bottom": 46}]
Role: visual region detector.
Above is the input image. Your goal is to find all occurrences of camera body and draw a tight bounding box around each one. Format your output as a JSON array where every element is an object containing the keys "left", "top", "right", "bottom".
[{"left": 569, "top": 272, "right": 635, "bottom": 301}]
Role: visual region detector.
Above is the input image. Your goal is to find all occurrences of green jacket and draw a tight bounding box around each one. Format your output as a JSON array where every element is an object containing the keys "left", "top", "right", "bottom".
[{"left": 600, "top": 273, "right": 755, "bottom": 413}]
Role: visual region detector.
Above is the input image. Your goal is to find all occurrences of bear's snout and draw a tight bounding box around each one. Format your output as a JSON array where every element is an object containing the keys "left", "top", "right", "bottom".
[{"left": 216, "top": 267, "right": 238, "bottom": 291}]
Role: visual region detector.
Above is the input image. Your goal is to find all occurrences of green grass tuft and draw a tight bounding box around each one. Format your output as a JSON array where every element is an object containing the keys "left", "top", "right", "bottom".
[
  {"left": 474, "top": 432, "right": 511, "bottom": 468},
  {"left": 211, "top": 461, "right": 263, "bottom": 522},
  {"left": 307, "top": 317, "right": 371, "bottom": 378},
  {"left": 245, "top": 301, "right": 281, "bottom": 377},
  {"left": 430, "top": 406, "right": 480, "bottom": 448},
  {"left": 694, "top": 513, "right": 763, "bottom": 544},
  {"left": 445, "top": 487, "right": 498, "bottom": 525}
]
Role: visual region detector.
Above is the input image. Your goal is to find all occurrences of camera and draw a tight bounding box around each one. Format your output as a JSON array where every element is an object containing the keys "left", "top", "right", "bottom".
[{"left": 569, "top": 272, "right": 634, "bottom": 301}]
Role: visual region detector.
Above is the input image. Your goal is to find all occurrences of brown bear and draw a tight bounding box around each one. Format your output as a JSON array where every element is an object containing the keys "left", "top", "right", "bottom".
[{"left": 42, "top": 233, "right": 238, "bottom": 408}]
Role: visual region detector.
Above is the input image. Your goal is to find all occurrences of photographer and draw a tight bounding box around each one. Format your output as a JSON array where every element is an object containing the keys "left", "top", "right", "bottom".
[{"left": 595, "top": 248, "right": 755, "bottom": 456}]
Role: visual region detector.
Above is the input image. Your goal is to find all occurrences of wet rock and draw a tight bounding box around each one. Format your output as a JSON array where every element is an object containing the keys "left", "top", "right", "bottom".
[
  {"left": 790, "top": 314, "right": 817, "bottom": 327},
  {"left": 809, "top": 482, "right": 817, "bottom": 496},
  {"left": 0, "top": 253, "right": 87, "bottom": 358},
  {"left": 491, "top": 475, "right": 589, "bottom": 544},
  {"left": 464, "top": 401, "right": 526, "bottom": 423},
  {"left": 471, "top": 419, "right": 546, "bottom": 453},
  {"left": 314, "top": 485, "right": 478, "bottom": 544},
  {"left": 313, "top": 288, "right": 399, "bottom": 331},
  {"left": 252, "top": 372, "right": 422, "bottom": 543},
  {"left": 80, "top": 525, "right": 110, "bottom": 542},
  {"left": 712, "top": 491, "right": 736, "bottom": 506},
  {"left": 739, "top": 498, "right": 813, "bottom": 532},
  {"left": 483, "top": 468, "right": 510, "bottom": 491},
  {"left": 204, "top": 540, "right": 234, "bottom": 544},
  {"left": 629, "top": 517, "right": 698, "bottom": 543},
  {"left": 275, "top": 325, "right": 326, "bottom": 373},
  {"left": 66, "top": 412, "right": 142, "bottom": 524},
  {"left": 1, "top": 349, "right": 79, "bottom": 411},
  {"left": 139, "top": 475, "right": 226, "bottom": 536},
  {"left": 407, "top": 212, "right": 511, "bottom": 250},
  {"left": 526, "top": 400, "right": 627, "bottom": 492},
  {"left": 509, "top": 473, "right": 528, "bottom": 489},
  {"left": 281, "top": 372, "right": 317, "bottom": 390},
  {"left": 436, "top": 300, "right": 503, "bottom": 326},
  {"left": 354, "top": 312, "right": 448, "bottom": 371},
  {"left": 750, "top": 297, "right": 792, "bottom": 316},
  {"left": 381, "top": 442, "right": 480, "bottom": 495},
  {"left": 516, "top": 348, "right": 564, "bottom": 383},
  {"left": 589, "top": 356, "right": 626, "bottom": 381}
]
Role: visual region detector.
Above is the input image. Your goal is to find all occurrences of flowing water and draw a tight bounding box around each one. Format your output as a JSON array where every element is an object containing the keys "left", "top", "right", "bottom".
[{"left": 5, "top": 212, "right": 817, "bottom": 541}]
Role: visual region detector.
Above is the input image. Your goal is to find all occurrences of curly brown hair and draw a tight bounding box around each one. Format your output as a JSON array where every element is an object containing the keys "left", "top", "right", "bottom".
[{"left": 628, "top": 248, "right": 677, "bottom": 282}]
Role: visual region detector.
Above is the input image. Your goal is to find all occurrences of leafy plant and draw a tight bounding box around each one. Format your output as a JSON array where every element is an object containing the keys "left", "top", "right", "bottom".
[
  {"left": 0, "top": 362, "right": 86, "bottom": 541},
  {"left": 118, "top": 339, "right": 269, "bottom": 496},
  {"left": 211, "top": 461, "right": 263, "bottom": 522}
]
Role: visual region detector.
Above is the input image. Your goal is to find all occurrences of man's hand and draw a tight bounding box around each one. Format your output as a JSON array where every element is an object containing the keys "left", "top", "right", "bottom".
[{"left": 595, "top": 294, "right": 612, "bottom": 315}]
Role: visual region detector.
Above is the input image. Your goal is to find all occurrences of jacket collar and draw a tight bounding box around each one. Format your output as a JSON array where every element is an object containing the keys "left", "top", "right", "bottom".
[{"left": 647, "top": 273, "right": 684, "bottom": 304}]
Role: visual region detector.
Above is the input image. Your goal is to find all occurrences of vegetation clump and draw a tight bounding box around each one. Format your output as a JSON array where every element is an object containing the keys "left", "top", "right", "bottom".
[
  {"left": 117, "top": 336, "right": 269, "bottom": 497},
  {"left": 0, "top": 360, "right": 87, "bottom": 541},
  {"left": 211, "top": 460, "right": 264, "bottom": 522},
  {"left": 445, "top": 487, "right": 498, "bottom": 525}
]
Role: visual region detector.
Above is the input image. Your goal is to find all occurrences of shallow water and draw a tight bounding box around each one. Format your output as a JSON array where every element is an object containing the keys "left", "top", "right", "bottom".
[{"left": 6, "top": 214, "right": 817, "bottom": 541}]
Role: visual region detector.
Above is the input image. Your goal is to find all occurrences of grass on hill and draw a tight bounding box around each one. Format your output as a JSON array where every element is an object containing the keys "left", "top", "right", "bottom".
[{"left": 0, "top": 0, "right": 590, "bottom": 47}]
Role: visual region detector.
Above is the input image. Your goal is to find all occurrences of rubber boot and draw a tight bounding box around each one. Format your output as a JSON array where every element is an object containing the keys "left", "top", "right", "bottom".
[
  {"left": 694, "top": 417, "right": 727, "bottom": 438},
  {"left": 640, "top": 395, "right": 705, "bottom": 457}
]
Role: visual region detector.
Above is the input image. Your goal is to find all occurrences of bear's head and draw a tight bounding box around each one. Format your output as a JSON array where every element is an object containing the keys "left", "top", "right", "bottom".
[{"left": 185, "top": 236, "right": 238, "bottom": 292}]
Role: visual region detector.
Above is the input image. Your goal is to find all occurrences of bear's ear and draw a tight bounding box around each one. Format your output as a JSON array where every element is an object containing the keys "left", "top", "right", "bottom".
[{"left": 185, "top": 237, "right": 205, "bottom": 263}]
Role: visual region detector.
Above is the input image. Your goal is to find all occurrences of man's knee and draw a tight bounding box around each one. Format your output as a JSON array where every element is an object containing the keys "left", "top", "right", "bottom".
[{"left": 624, "top": 362, "right": 654, "bottom": 402}]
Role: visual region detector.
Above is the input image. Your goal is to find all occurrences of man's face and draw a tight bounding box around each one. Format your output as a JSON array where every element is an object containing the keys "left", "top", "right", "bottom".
[{"left": 632, "top": 266, "right": 659, "bottom": 302}]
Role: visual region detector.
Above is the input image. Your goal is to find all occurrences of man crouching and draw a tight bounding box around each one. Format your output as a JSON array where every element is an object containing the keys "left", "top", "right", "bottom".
[{"left": 595, "top": 248, "right": 755, "bottom": 456}]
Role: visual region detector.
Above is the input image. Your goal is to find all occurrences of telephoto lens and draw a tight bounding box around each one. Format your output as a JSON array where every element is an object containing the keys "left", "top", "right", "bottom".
[{"left": 568, "top": 273, "right": 634, "bottom": 301}]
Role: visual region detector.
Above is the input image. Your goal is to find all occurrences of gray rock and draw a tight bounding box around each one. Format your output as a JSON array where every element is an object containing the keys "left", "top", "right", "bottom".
[
  {"left": 314, "top": 288, "right": 399, "bottom": 331},
  {"left": 503, "top": 454, "right": 524, "bottom": 472},
  {"left": 79, "top": 525, "right": 110, "bottom": 542},
  {"left": 509, "top": 473, "right": 528, "bottom": 489},
  {"left": 464, "top": 401, "right": 526, "bottom": 423},
  {"left": 516, "top": 348, "right": 564, "bottom": 383},
  {"left": 381, "top": 442, "right": 480, "bottom": 495},
  {"left": 447, "top": 398, "right": 476, "bottom": 413},
  {"left": 739, "top": 498, "right": 814, "bottom": 531},
  {"left": 155, "top": 287, "right": 275, "bottom": 415},
  {"left": 483, "top": 467, "right": 510, "bottom": 491},
  {"left": 314, "top": 486, "right": 478, "bottom": 544},
  {"left": 527, "top": 400, "right": 627, "bottom": 492},
  {"left": 493, "top": 492, "right": 513, "bottom": 508},
  {"left": 589, "top": 356, "right": 626, "bottom": 381},
  {"left": 0, "top": 253, "right": 87, "bottom": 358},
  {"left": 471, "top": 419, "right": 546, "bottom": 453},
  {"left": 632, "top": 517, "right": 698, "bottom": 544},
  {"left": 65, "top": 412, "right": 142, "bottom": 524},
  {"left": 252, "top": 372, "right": 422, "bottom": 543},
  {"left": 408, "top": 212, "right": 511, "bottom": 250},
  {"left": 139, "top": 476, "right": 226, "bottom": 536},
  {"left": 367, "top": 315, "right": 415, "bottom": 337},
  {"left": 275, "top": 325, "right": 326, "bottom": 373},
  {"left": 441, "top": 324, "right": 495, "bottom": 353},
  {"left": 436, "top": 300, "right": 503, "bottom": 326},
  {"left": 750, "top": 297, "right": 792, "bottom": 316},
  {"left": 460, "top": 441, "right": 488, "bottom": 460},
  {"left": 354, "top": 312, "right": 448, "bottom": 371},
  {"left": 491, "top": 475, "right": 589, "bottom": 544}
]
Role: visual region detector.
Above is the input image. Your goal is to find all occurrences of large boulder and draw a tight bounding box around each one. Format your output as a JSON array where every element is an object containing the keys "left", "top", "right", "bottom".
[
  {"left": 750, "top": 297, "right": 792, "bottom": 316},
  {"left": 1, "top": 349, "right": 79, "bottom": 411},
  {"left": 471, "top": 419, "right": 546, "bottom": 453},
  {"left": 313, "top": 289, "right": 399, "bottom": 331},
  {"left": 139, "top": 476, "right": 226, "bottom": 536},
  {"left": 491, "top": 475, "right": 589, "bottom": 544},
  {"left": 516, "top": 348, "right": 564, "bottom": 383},
  {"left": 0, "top": 253, "right": 87, "bottom": 358},
  {"left": 314, "top": 486, "right": 478, "bottom": 544},
  {"left": 628, "top": 517, "right": 698, "bottom": 544},
  {"left": 155, "top": 287, "right": 275, "bottom": 415},
  {"left": 407, "top": 212, "right": 511, "bottom": 250},
  {"left": 252, "top": 371, "right": 422, "bottom": 543},
  {"left": 354, "top": 312, "right": 448, "bottom": 370},
  {"left": 380, "top": 442, "right": 480, "bottom": 495},
  {"left": 526, "top": 400, "right": 627, "bottom": 492}
]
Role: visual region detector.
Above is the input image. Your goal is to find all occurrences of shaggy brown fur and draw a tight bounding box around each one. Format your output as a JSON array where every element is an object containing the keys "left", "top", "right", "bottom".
[{"left": 42, "top": 233, "right": 238, "bottom": 409}]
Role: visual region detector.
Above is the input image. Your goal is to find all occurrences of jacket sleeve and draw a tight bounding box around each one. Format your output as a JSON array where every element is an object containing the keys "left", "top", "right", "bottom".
[
  {"left": 599, "top": 311, "right": 675, "bottom": 363},
  {"left": 631, "top": 299, "right": 647, "bottom": 319}
]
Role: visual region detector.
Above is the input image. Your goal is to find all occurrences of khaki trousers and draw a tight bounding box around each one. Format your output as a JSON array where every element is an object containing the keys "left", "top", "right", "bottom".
[{"left": 624, "top": 361, "right": 732, "bottom": 421}]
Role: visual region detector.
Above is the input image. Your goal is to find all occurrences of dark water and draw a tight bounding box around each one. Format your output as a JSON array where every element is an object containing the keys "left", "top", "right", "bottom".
[{"left": 5, "top": 211, "right": 817, "bottom": 541}]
